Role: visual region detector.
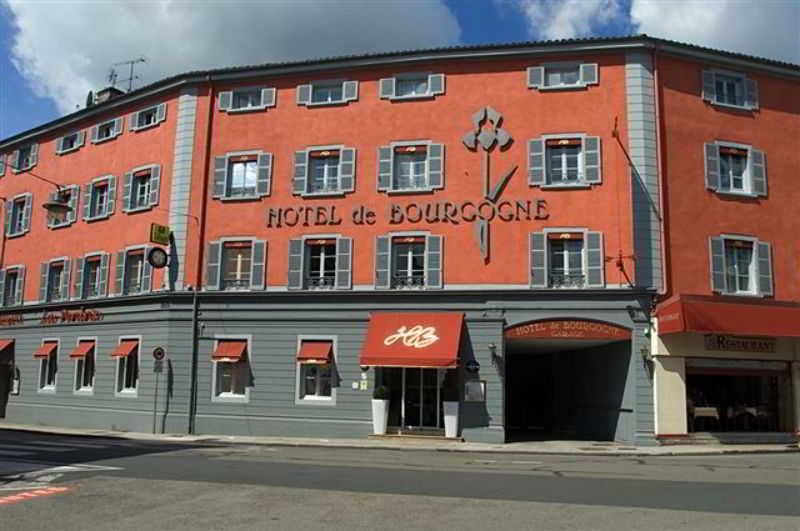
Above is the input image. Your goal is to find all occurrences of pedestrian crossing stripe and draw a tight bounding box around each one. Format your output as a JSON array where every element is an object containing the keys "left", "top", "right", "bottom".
[{"left": 0, "top": 486, "right": 72, "bottom": 505}]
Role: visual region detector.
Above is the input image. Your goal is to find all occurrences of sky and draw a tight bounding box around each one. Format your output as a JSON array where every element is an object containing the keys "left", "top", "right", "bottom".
[{"left": 1, "top": 0, "right": 798, "bottom": 140}]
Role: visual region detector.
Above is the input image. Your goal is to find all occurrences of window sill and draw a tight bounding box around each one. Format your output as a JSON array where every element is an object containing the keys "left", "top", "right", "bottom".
[
  {"left": 48, "top": 221, "right": 75, "bottom": 230},
  {"left": 389, "top": 93, "right": 435, "bottom": 101},
  {"left": 125, "top": 205, "right": 154, "bottom": 214},
  {"left": 92, "top": 135, "right": 119, "bottom": 145},
  {"left": 301, "top": 190, "right": 346, "bottom": 198},
  {"left": 6, "top": 231, "right": 28, "bottom": 239},
  {"left": 305, "top": 100, "right": 348, "bottom": 107},
  {"left": 37, "top": 386, "right": 57, "bottom": 394},
  {"left": 85, "top": 214, "right": 111, "bottom": 222},
  {"left": 386, "top": 187, "right": 435, "bottom": 195},
  {"left": 131, "top": 122, "right": 160, "bottom": 132},
  {"left": 115, "top": 389, "right": 138, "bottom": 398},
  {"left": 11, "top": 166, "right": 35, "bottom": 174},
  {"left": 56, "top": 147, "right": 80, "bottom": 155},
  {"left": 212, "top": 393, "right": 249, "bottom": 404},
  {"left": 296, "top": 395, "right": 336, "bottom": 406},
  {"left": 218, "top": 195, "right": 261, "bottom": 202},
  {"left": 714, "top": 190, "right": 758, "bottom": 199},
  {"left": 540, "top": 182, "right": 592, "bottom": 190},
  {"left": 535, "top": 84, "right": 588, "bottom": 92},
  {"left": 226, "top": 106, "right": 268, "bottom": 114},
  {"left": 708, "top": 101, "right": 755, "bottom": 112},
  {"left": 73, "top": 388, "right": 94, "bottom": 396}
]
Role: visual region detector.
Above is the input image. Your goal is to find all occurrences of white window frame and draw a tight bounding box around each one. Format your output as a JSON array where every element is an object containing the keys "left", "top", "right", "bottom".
[
  {"left": 128, "top": 166, "right": 155, "bottom": 212},
  {"left": 56, "top": 131, "right": 83, "bottom": 155},
  {"left": 541, "top": 133, "right": 588, "bottom": 188},
  {"left": 114, "top": 335, "right": 142, "bottom": 398},
  {"left": 295, "top": 335, "right": 338, "bottom": 406},
  {"left": 218, "top": 237, "right": 255, "bottom": 291},
  {"left": 388, "top": 140, "right": 434, "bottom": 194},
  {"left": 46, "top": 256, "right": 69, "bottom": 302},
  {"left": 541, "top": 228, "right": 590, "bottom": 289},
  {"left": 299, "top": 234, "right": 341, "bottom": 290},
  {"left": 304, "top": 144, "right": 345, "bottom": 196},
  {"left": 130, "top": 104, "right": 163, "bottom": 131},
  {"left": 122, "top": 245, "right": 148, "bottom": 295},
  {"left": 308, "top": 80, "right": 346, "bottom": 106},
  {"left": 382, "top": 72, "right": 445, "bottom": 101},
  {"left": 529, "top": 62, "right": 598, "bottom": 91},
  {"left": 73, "top": 336, "right": 97, "bottom": 395},
  {"left": 713, "top": 141, "right": 756, "bottom": 196},
  {"left": 211, "top": 334, "right": 252, "bottom": 403},
  {"left": 87, "top": 175, "right": 114, "bottom": 220},
  {"left": 81, "top": 252, "right": 105, "bottom": 299},
  {"left": 229, "top": 87, "right": 272, "bottom": 113},
  {"left": 2, "top": 265, "right": 23, "bottom": 307},
  {"left": 11, "top": 143, "right": 37, "bottom": 173},
  {"left": 706, "top": 69, "right": 751, "bottom": 110},
  {"left": 220, "top": 150, "right": 262, "bottom": 200},
  {"left": 37, "top": 338, "right": 60, "bottom": 394},
  {"left": 388, "top": 230, "right": 430, "bottom": 289},
  {"left": 7, "top": 193, "right": 29, "bottom": 237},
  {"left": 720, "top": 234, "right": 758, "bottom": 296},
  {"left": 94, "top": 117, "right": 121, "bottom": 143}
]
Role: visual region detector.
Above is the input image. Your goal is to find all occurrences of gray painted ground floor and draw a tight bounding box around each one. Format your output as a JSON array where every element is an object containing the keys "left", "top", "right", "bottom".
[{"left": 0, "top": 290, "right": 657, "bottom": 445}]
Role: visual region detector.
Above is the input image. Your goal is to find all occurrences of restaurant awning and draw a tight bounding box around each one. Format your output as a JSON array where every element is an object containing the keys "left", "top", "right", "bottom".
[
  {"left": 360, "top": 312, "right": 464, "bottom": 368},
  {"left": 69, "top": 341, "right": 95, "bottom": 359},
  {"left": 33, "top": 342, "right": 56, "bottom": 359},
  {"left": 296, "top": 341, "right": 333, "bottom": 364},
  {"left": 211, "top": 340, "right": 247, "bottom": 362},
  {"left": 0, "top": 339, "right": 13, "bottom": 355},
  {"left": 111, "top": 340, "right": 138, "bottom": 358},
  {"left": 656, "top": 294, "right": 800, "bottom": 337}
]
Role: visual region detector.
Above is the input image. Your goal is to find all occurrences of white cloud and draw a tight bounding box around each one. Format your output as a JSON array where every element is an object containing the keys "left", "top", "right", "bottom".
[
  {"left": 495, "top": 0, "right": 626, "bottom": 40},
  {"left": 630, "top": 0, "right": 800, "bottom": 64},
  {"left": 4, "top": 0, "right": 461, "bottom": 114}
]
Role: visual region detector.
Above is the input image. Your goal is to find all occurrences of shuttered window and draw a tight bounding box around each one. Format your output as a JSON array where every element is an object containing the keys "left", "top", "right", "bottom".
[
  {"left": 379, "top": 73, "right": 445, "bottom": 100},
  {"left": 56, "top": 131, "right": 85, "bottom": 155},
  {"left": 529, "top": 231, "right": 605, "bottom": 289},
  {"left": 0, "top": 266, "right": 25, "bottom": 307},
  {"left": 213, "top": 151, "right": 272, "bottom": 199},
  {"left": 129, "top": 103, "right": 167, "bottom": 131},
  {"left": 5, "top": 193, "right": 32, "bottom": 237},
  {"left": 90, "top": 116, "right": 124, "bottom": 144},
  {"left": 10, "top": 143, "right": 38, "bottom": 173},
  {"left": 48, "top": 185, "right": 79, "bottom": 228},
  {"left": 704, "top": 142, "right": 766, "bottom": 197},
  {"left": 527, "top": 63, "right": 598, "bottom": 90},
  {"left": 83, "top": 175, "right": 117, "bottom": 221},
  {"left": 376, "top": 142, "right": 444, "bottom": 193},
  {"left": 113, "top": 247, "right": 153, "bottom": 296},
  {"left": 709, "top": 237, "right": 773, "bottom": 297},
  {"left": 205, "top": 239, "right": 267, "bottom": 291},
  {"left": 296, "top": 80, "right": 358, "bottom": 106},
  {"left": 74, "top": 253, "right": 109, "bottom": 299},
  {"left": 374, "top": 234, "right": 442, "bottom": 290},
  {"left": 528, "top": 136, "right": 601, "bottom": 187},
  {"left": 42, "top": 259, "right": 70, "bottom": 302},
  {"left": 702, "top": 70, "right": 758, "bottom": 110},
  {"left": 292, "top": 146, "right": 356, "bottom": 196},
  {"left": 218, "top": 87, "right": 276, "bottom": 112},
  {"left": 287, "top": 236, "right": 352, "bottom": 291}
]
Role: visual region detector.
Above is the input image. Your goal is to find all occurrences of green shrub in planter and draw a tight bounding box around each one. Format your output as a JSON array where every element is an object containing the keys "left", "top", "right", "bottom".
[{"left": 373, "top": 385, "right": 389, "bottom": 400}]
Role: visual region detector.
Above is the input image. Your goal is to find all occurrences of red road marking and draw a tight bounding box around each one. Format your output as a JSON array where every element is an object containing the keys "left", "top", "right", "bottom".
[{"left": 0, "top": 486, "right": 72, "bottom": 505}]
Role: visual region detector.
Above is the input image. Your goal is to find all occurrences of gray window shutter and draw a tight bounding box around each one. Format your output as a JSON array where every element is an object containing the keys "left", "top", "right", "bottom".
[
  {"left": 583, "top": 136, "right": 602, "bottom": 184},
  {"left": 56, "top": 137, "right": 64, "bottom": 154},
  {"left": 122, "top": 172, "right": 133, "bottom": 212},
  {"left": 709, "top": 237, "right": 726, "bottom": 292},
  {"left": 586, "top": 232, "right": 604, "bottom": 287},
  {"left": 704, "top": 143, "right": 720, "bottom": 191},
  {"left": 293, "top": 151, "right": 308, "bottom": 195},
  {"left": 427, "top": 143, "right": 444, "bottom": 189},
  {"left": 74, "top": 258, "right": 85, "bottom": 299},
  {"left": 115, "top": 251, "right": 126, "bottom": 295},
  {"left": 10, "top": 150, "right": 19, "bottom": 172},
  {"left": 61, "top": 258, "right": 71, "bottom": 299},
  {"left": 22, "top": 193, "right": 33, "bottom": 233},
  {"left": 702, "top": 71, "right": 716, "bottom": 102},
  {"left": 82, "top": 183, "right": 92, "bottom": 220},
  {"left": 287, "top": 238, "right": 303, "bottom": 290},
  {"left": 219, "top": 91, "right": 232, "bottom": 111},
  {"left": 0, "top": 270, "right": 5, "bottom": 306},
  {"left": 213, "top": 156, "right": 227, "bottom": 198},
  {"left": 107, "top": 175, "right": 117, "bottom": 214},
  {"left": 77, "top": 130, "right": 85, "bottom": 147},
  {"left": 157, "top": 103, "right": 167, "bottom": 123},
  {"left": 261, "top": 88, "right": 276, "bottom": 108},
  {"left": 744, "top": 78, "right": 759, "bottom": 110},
  {"left": 142, "top": 248, "right": 153, "bottom": 292},
  {"left": 0, "top": 154, "right": 4, "bottom": 176},
  {"left": 14, "top": 267, "right": 25, "bottom": 305},
  {"left": 339, "top": 148, "right": 356, "bottom": 193},
  {"left": 428, "top": 73, "right": 445, "bottom": 95},
  {"left": 3, "top": 203, "right": 10, "bottom": 235},
  {"left": 375, "top": 236, "right": 390, "bottom": 289},
  {"left": 750, "top": 149, "right": 767, "bottom": 197},
  {"left": 149, "top": 165, "right": 161, "bottom": 206},
  {"left": 343, "top": 81, "right": 358, "bottom": 102},
  {"left": 250, "top": 240, "right": 267, "bottom": 290},
  {"left": 205, "top": 241, "right": 221, "bottom": 290},
  {"left": 99, "top": 253, "right": 109, "bottom": 296},
  {"left": 113, "top": 117, "right": 123, "bottom": 136},
  {"left": 379, "top": 78, "right": 395, "bottom": 99},
  {"left": 39, "top": 262, "right": 49, "bottom": 302},
  {"left": 335, "top": 237, "right": 352, "bottom": 290},
  {"left": 377, "top": 146, "right": 392, "bottom": 191},
  {"left": 528, "top": 139, "right": 545, "bottom": 186},
  {"left": 425, "top": 235, "right": 443, "bottom": 289},
  {"left": 29, "top": 143, "right": 38, "bottom": 167},
  {"left": 530, "top": 232, "right": 547, "bottom": 288},
  {"left": 67, "top": 185, "right": 78, "bottom": 224},
  {"left": 527, "top": 66, "right": 544, "bottom": 89},
  {"left": 296, "top": 84, "right": 311, "bottom": 105},
  {"left": 757, "top": 241, "right": 773, "bottom": 297},
  {"left": 90, "top": 125, "right": 99, "bottom": 144},
  {"left": 257, "top": 153, "right": 272, "bottom": 197},
  {"left": 580, "top": 63, "right": 598, "bottom": 85},
  {"left": 129, "top": 112, "right": 138, "bottom": 131}
]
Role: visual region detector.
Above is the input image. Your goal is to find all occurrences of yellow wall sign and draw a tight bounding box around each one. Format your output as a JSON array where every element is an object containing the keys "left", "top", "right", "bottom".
[{"left": 150, "top": 223, "right": 171, "bottom": 246}]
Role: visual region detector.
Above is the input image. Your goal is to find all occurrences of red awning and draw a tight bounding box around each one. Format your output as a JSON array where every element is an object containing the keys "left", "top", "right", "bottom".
[
  {"left": 33, "top": 342, "right": 56, "bottom": 359},
  {"left": 69, "top": 342, "right": 95, "bottom": 359},
  {"left": 0, "top": 339, "right": 14, "bottom": 355},
  {"left": 360, "top": 312, "right": 464, "bottom": 368},
  {"left": 656, "top": 294, "right": 800, "bottom": 337},
  {"left": 296, "top": 341, "right": 332, "bottom": 364},
  {"left": 212, "top": 340, "right": 247, "bottom": 362},
  {"left": 111, "top": 340, "right": 138, "bottom": 359}
]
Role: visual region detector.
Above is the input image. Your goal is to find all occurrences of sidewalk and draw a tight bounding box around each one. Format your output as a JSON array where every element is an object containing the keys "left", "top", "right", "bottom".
[{"left": 2, "top": 423, "right": 797, "bottom": 456}]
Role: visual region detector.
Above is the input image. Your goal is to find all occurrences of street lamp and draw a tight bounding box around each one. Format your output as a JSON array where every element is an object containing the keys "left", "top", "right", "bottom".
[{"left": 42, "top": 190, "right": 71, "bottom": 225}]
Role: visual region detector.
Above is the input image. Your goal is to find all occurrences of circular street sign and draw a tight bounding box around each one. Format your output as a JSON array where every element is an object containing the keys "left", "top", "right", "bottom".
[
  {"left": 152, "top": 346, "right": 166, "bottom": 361},
  {"left": 147, "top": 247, "right": 169, "bottom": 269},
  {"left": 465, "top": 359, "right": 481, "bottom": 373}
]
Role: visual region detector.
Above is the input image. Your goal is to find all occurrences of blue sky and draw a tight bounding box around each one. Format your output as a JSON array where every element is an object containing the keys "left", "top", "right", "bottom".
[{"left": 1, "top": 0, "right": 796, "bottom": 140}]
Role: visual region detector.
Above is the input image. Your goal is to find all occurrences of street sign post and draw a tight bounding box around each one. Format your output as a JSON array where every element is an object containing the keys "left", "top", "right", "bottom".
[
  {"left": 149, "top": 223, "right": 171, "bottom": 246},
  {"left": 152, "top": 346, "right": 166, "bottom": 434}
]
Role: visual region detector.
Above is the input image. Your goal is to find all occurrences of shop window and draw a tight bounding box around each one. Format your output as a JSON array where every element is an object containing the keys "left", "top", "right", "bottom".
[
  {"left": 129, "top": 103, "right": 166, "bottom": 131},
  {"left": 75, "top": 253, "right": 109, "bottom": 299},
  {"left": 10, "top": 143, "right": 39, "bottom": 173},
  {"left": 295, "top": 338, "right": 336, "bottom": 404},
  {"left": 83, "top": 175, "right": 117, "bottom": 221},
  {"left": 527, "top": 63, "right": 598, "bottom": 90},
  {"left": 71, "top": 340, "right": 96, "bottom": 393},
  {"left": 379, "top": 73, "right": 445, "bottom": 100},
  {"left": 90, "top": 117, "right": 124, "bottom": 144},
  {"left": 296, "top": 80, "right": 358, "bottom": 106},
  {"left": 218, "top": 87, "right": 275, "bottom": 112},
  {"left": 206, "top": 240, "right": 266, "bottom": 291},
  {"left": 113, "top": 338, "right": 140, "bottom": 395},
  {"left": 211, "top": 338, "right": 251, "bottom": 402},
  {"left": 56, "top": 131, "right": 85, "bottom": 155},
  {"left": 374, "top": 234, "right": 442, "bottom": 290},
  {"left": 704, "top": 142, "right": 766, "bottom": 197},
  {"left": 376, "top": 142, "right": 444, "bottom": 193},
  {"left": 123, "top": 165, "right": 160, "bottom": 212},
  {"left": 530, "top": 231, "right": 605, "bottom": 288},
  {"left": 212, "top": 152, "right": 272, "bottom": 200},
  {"left": 287, "top": 237, "right": 352, "bottom": 290},
  {"left": 702, "top": 70, "right": 758, "bottom": 110},
  {"left": 292, "top": 146, "right": 355, "bottom": 196},
  {"left": 5, "top": 193, "right": 32, "bottom": 237},
  {"left": 528, "top": 136, "right": 602, "bottom": 187},
  {"left": 36, "top": 340, "right": 58, "bottom": 392},
  {"left": 0, "top": 266, "right": 25, "bottom": 307},
  {"left": 48, "top": 185, "right": 79, "bottom": 228},
  {"left": 41, "top": 258, "right": 70, "bottom": 302},
  {"left": 709, "top": 236, "right": 773, "bottom": 296}
]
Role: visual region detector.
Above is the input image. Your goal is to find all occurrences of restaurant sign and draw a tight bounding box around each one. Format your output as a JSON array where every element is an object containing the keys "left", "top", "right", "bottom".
[
  {"left": 505, "top": 320, "right": 632, "bottom": 340},
  {"left": 0, "top": 314, "right": 24, "bottom": 327},
  {"left": 703, "top": 334, "right": 776, "bottom": 354},
  {"left": 383, "top": 325, "right": 440, "bottom": 349},
  {"left": 40, "top": 308, "right": 104, "bottom": 326}
]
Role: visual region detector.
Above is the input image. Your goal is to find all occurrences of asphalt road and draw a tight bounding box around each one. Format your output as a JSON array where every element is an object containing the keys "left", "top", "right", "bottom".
[{"left": 0, "top": 430, "right": 797, "bottom": 530}]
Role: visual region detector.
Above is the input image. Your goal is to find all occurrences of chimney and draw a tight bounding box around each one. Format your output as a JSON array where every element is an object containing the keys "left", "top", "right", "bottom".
[{"left": 94, "top": 86, "right": 126, "bottom": 103}]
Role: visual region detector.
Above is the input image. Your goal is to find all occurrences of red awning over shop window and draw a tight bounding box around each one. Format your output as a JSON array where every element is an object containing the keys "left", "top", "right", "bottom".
[
  {"left": 0, "top": 339, "right": 14, "bottom": 355},
  {"left": 360, "top": 312, "right": 464, "bottom": 368},
  {"left": 33, "top": 342, "right": 56, "bottom": 359},
  {"left": 69, "top": 342, "right": 95, "bottom": 359},
  {"left": 111, "top": 340, "right": 138, "bottom": 359},
  {"left": 656, "top": 295, "right": 800, "bottom": 337},
  {"left": 296, "top": 341, "right": 332, "bottom": 364},
  {"left": 212, "top": 340, "right": 247, "bottom": 362}
]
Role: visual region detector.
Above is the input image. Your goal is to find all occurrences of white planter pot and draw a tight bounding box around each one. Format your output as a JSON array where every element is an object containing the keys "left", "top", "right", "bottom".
[
  {"left": 371, "top": 399, "right": 390, "bottom": 435},
  {"left": 443, "top": 401, "right": 459, "bottom": 438}
]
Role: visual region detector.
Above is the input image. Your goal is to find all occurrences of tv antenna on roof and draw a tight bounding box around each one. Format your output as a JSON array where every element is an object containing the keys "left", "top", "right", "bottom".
[{"left": 111, "top": 56, "right": 146, "bottom": 92}]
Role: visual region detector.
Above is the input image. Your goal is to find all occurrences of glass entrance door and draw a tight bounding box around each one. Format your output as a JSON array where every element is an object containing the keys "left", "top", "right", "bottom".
[{"left": 402, "top": 368, "right": 442, "bottom": 430}]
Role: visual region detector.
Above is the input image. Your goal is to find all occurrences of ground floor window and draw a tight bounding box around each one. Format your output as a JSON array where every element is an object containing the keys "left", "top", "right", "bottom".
[
  {"left": 211, "top": 338, "right": 251, "bottom": 401},
  {"left": 377, "top": 367, "right": 457, "bottom": 431},
  {"left": 39, "top": 345, "right": 58, "bottom": 390}
]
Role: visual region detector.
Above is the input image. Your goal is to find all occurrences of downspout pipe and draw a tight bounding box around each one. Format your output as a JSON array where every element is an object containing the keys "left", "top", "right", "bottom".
[{"left": 652, "top": 44, "right": 668, "bottom": 299}]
